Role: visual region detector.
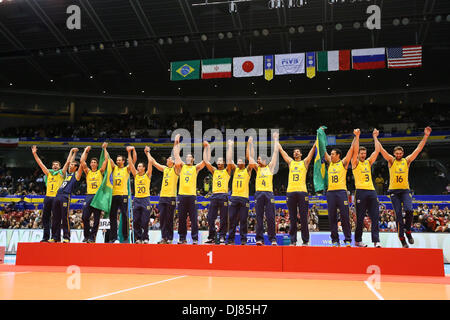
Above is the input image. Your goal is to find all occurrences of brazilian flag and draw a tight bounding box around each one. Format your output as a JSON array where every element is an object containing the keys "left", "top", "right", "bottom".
[
  {"left": 170, "top": 60, "right": 200, "bottom": 81},
  {"left": 313, "top": 126, "right": 328, "bottom": 193},
  {"left": 91, "top": 150, "right": 113, "bottom": 218}
]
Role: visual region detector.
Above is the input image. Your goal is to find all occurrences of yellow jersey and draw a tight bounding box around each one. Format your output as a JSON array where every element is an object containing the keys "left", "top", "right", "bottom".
[
  {"left": 112, "top": 166, "right": 130, "bottom": 196},
  {"left": 287, "top": 160, "right": 307, "bottom": 193},
  {"left": 134, "top": 173, "right": 151, "bottom": 198},
  {"left": 231, "top": 167, "right": 251, "bottom": 198},
  {"left": 160, "top": 167, "right": 178, "bottom": 198},
  {"left": 212, "top": 169, "right": 230, "bottom": 194},
  {"left": 353, "top": 160, "right": 375, "bottom": 191},
  {"left": 179, "top": 165, "right": 197, "bottom": 196},
  {"left": 255, "top": 166, "right": 273, "bottom": 192},
  {"left": 86, "top": 170, "right": 103, "bottom": 195},
  {"left": 45, "top": 173, "right": 64, "bottom": 197},
  {"left": 389, "top": 158, "right": 410, "bottom": 190},
  {"left": 328, "top": 161, "right": 347, "bottom": 191}
]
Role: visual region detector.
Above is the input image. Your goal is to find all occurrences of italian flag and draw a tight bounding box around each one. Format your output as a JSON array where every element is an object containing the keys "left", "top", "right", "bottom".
[
  {"left": 201, "top": 58, "right": 232, "bottom": 79},
  {"left": 317, "top": 50, "right": 350, "bottom": 72}
]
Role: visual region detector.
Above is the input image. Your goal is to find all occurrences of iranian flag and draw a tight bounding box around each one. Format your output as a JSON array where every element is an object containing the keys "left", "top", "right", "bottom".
[
  {"left": 317, "top": 50, "right": 350, "bottom": 72},
  {"left": 201, "top": 58, "right": 232, "bottom": 79},
  {"left": 0, "top": 138, "right": 19, "bottom": 148}
]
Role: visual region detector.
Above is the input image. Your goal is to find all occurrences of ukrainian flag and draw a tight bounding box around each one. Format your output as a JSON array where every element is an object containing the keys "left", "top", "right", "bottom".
[
  {"left": 313, "top": 126, "right": 328, "bottom": 192},
  {"left": 91, "top": 149, "right": 113, "bottom": 218}
]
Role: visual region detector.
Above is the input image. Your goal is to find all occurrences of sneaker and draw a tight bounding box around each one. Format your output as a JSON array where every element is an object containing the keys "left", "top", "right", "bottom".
[
  {"left": 289, "top": 242, "right": 297, "bottom": 246},
  {"left": 40, "top": 239, "right": 49, "bottom": 243},
  {"left": 256, "top": 240, "right": 263, "bottom": 246},
  {"left": 166, "top": 240, "right": 173, "bottom": 244},
  {"left": 178, "top": 240, "right": 187, "bottom": 244},
  {"left": 405, "top": 232, "right": 414, "bottom": 245},
  {"left": 87, "top": 239, "right": 95, "bottom": 244},
  {"left": 332, "top": 242, "right": 339, "bottom": 247},
  {"left": 143, "top": 240, "right": 149, "bottom": 244},
  {"left": 62, "top": 239, "right": 70, "bottom": 243},
  {"left": 135, "top": 240, "right": 142, "bottom": 244},
  {"left": 204, "top": 239, "right": 215, "bottom": 244},
  {"left": 354, "top": 241, "right": 368, "bottom": 248},
  {"left": 82, "top": 239, "right": 89, "bottom": 243},
  {"left": 157, "top": 239, "right": 167, "bottom": 244},
  {"left": 344, "top": 241, "right": 351, "bottom": 247},
  {"left": 302, "top": 242, "right": 309, "bottom": 246},
  {"left": 271, "top": 240, "right": 277, "bottom": 246},
  {"left": 219, "top": 238, "right": 225, "bottom": 245},
  {"left": 400, "top": 238, "right": 409, "bottom": 248},
  {"left": 374, "top": 242, "right": 382, "bottom": 248},
  {"left": 48, "top": 239, "right": 56, "bottom": 243},
  {"left": 192, "top": 240, "right": 198, "bottom": 245}
]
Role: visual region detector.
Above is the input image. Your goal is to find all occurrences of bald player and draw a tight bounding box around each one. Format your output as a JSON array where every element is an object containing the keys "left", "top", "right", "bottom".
[
  {"left": 31, "top": 145, "right": 69, "bottom": 242},
  {"left": 351, "top": 129, "right": 382, "bottom": 248},
  {"left": 129, "top": 146, "right": 152, "bottom": 244},
  {"left": 226, "top": 139, "right": 254, "bottom": 245},
  {"left": 80, "top": 143, "right": 108, "bottom": 243},
  {"left": 148, "top": 146, "right": 179, "bottom": 245},
  {"left": 248, "top": 132, "right": 280, "bottom": 246},
  {"left": 278, "top": 142, "right": 316, "bottom": 246},
  {"left": 203, "top": 141, "right": 232, "bottom": 244},
  {"left": 379, "top": 126, "right": 432, "bottom": 248},
  {"left": 324, "top": 130, "right": 356, "bottom": 247},
  {"left": 173, "top": 134, "right": 206, "bottom": 245}
]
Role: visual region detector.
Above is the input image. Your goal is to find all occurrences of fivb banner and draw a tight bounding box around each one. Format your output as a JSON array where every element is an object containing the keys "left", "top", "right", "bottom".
[{"left": 275, "top": 53, "right": 305, "bottom": 75}]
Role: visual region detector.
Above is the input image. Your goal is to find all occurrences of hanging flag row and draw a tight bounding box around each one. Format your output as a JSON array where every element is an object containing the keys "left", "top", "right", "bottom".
[{"left": 170, "top": 45, "right": 422, "bottom": 81}]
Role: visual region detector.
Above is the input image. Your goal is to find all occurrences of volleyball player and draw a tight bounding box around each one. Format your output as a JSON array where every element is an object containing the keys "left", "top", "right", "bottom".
[
  {"left": 50, "top": 147, "right": 88, "bottom": 243},
  {"left": 129, "top": 146, "right": 152, "bottom": 244},
  {"left": 379, "top": 126, "right": 432, "bottom": 248},
  {"left": 323, "top": 130, "right": 356, "bottom": 247},
  {"left": 107, "top": 145, "right": 137, "bottom": 243},
  {"left": 148, "top": 149, "right": 179, "bottom": 245},
  {"left": 80, "top": 143, "right": 108, "bottom": 243},
  {"left": 226, "top": 139, "right": 254, "bottom": 245},
  {"left": 248, "top": 132, "right": 280, "bottom": 246},
  {"left": 31, "top": 145, "right": 69, "bottom": 242},
  {"left": 203, "top": 141, "right": 232, "bottom": 244},
  {"left": 351, "top": 129, "right": 382, "bottom": 248},
  {"left": 173, "top": 134, "right": 206, "bottom": 244},
  {"left": 278, "top": 142, "right": 316, "bottom": 246}
]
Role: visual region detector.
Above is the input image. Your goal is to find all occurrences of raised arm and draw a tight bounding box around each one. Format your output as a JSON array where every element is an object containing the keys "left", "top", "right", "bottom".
[
  {"left": 351, "top": 129, "right": 360, "bottom": 169},
  {"left": 62, "top": 148, "right": 77, "bottom": 176},
  {"left": 31, "top": 145, "right": 49, "bottom": 176},
  {"left": 203, "top": 141, "right": 215, "bottom": 174},
  {"left": 132, "top": 146, "right": 137, "bottom": 165},
  {"left": 173, "top": 134, "right": 184, "bottom": 175},
  {"left": 406, "top": 126, "right": 432, "bottom": 165},
  {"left": 268, "top": 132, "right": 279, "bottom": 174},
  {"left": 226, "top": 140, "right": 236, "bottom": 174},
  {"left": 144, "top": 146, "right": 153, "bottom": 178},
  {"left": 277, "top": 141, "right": 293, "bottom": 165},
  {"left": 368, "top": 129, "right": 381, "bottom": 166},
  {"left": 103, "top": 145, "right": 115, "bottom": 169},
  {"left": 378, "top": 140, "right": 394, "bottom": 166},
  {"left": 342, "top": 136, "right": 355, "bottom": 169},
  {"left": 196, "top": 141, "right": 207, "bottom": 173},
  {"left": 303, "top": 142, "right": 317, "bottom": 168},
  {"left": 148, "top": 149, "right": 166, "bottom": 172},
  {"left": 80, "top": 146, "right": 91, "bottom": 175},
  {"left": 128, "top": 147, "right": 137, "bottom": 176},
  {"left": 77, "top": 147, "right": 89, "bottom": 180},
  {"left": 247, "top": 136, "right": 258, "bottom": 170},
  {"left": 99, "top": 142, "right": 108, "bottom": 174},
  {"left": 126, "top": 146, "right": 136, "bottom": 173}
]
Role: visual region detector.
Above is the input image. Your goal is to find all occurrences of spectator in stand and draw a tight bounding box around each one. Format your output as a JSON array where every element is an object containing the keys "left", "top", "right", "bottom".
[
  {"left": 375, "top": 174, "right": 384, "bottom": 195},
  {"left": 379, "top": 217, "right": 388, "bottom": 232},
  {"left": 387, "top": 216, "right": 396, "bottom": 232},
  {"left": 308, "top": 220, "right": 318, "bottom": 232},
  {"left": 411, "top": 222, "right": 426, "bottom": 232}
]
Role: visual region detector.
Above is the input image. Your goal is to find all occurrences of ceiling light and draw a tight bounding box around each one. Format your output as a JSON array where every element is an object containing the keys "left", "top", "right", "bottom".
[
  {"left": 124, "top": 41, "right": 130, "bottom": 48},
  {"left": 201, "top": 34, "right": 208, "bottom": 41},
  {"left": 167, "top": 38, "right": 173, "bottom": 45},
  {"left": 226, "top": 32, "right": 233, "bottom": 39},
  {"left": 288, "top": 27, "right": 296, "bottom": 34},
  {"left": 158, "top": 38, "right": 164, "bottom": 45},
  {"left": 218, "top": 33, "right": 224, "bottom": 39},
  {"left": 393, "top": 18, "right": 400, "bottom": 26},
  {"left": 435, "top": 15, "right": 442, "bottom": 23},
  {"left": 99, "top": 43, "right": 104, "bottom": 50},
  {"left": 253, "top": 30, "right": 260, "bottom": 37},
  {"left": 55, "top": 48, "right": 61, "bottom": 54},
  {"left": 73, "top": 46, "right": 78, "bottom": 53},
  {"left": 297, "top": 26, "right": 305, "bottom": 33},
  {"left": 133, "top": 40, "right": 138, "bottom": 47},
  {"left": 402, "top": 17, "right": 409, "bottom": 25},
  {"left": 90, "top": 44, "right": 95, "bottom": 51},
  {"left": 353, "top": 21, "right": 361, "bottom": 29},
  {"left": 316, "top": 25, "right": 323, "bottom": 32},
  {"left": 183, "top": 36, "right": 189, "bottom": 43},
  {"left": 335, "top": 23, "right": 343, "bottom": 31},
  {"left": 262, "top": 29, "right": 269, "bottom": 36}
]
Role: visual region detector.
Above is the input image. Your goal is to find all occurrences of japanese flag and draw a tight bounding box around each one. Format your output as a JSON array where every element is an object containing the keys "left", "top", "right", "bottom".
[{"left": 233, "top": 56, "right": 264, "bottom": 78}]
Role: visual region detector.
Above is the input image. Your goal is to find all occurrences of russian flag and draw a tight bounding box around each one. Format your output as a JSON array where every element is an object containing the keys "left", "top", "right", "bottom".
[{"left": 351, "top": 48, "right": 386, "bottom": 70}]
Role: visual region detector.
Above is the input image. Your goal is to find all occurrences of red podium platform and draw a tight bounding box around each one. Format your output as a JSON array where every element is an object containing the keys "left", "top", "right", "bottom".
[{"left": 16, "top": 243, "right": 445, "bottom": 277}]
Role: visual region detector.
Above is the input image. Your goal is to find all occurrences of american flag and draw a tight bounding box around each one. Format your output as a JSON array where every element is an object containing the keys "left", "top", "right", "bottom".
[{"left": 387, "top": 45, "right": 422, "bottom": 69}]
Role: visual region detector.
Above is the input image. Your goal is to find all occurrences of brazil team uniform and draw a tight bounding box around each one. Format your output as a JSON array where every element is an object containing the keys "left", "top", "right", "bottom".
[
  {"left": 286, "top": 160, "right": 309, "bottom": 244},
  {"left": 388, "top": 158, "right": 413, "bottom": 240},
  {"left": 353, "top": 160, "right": 380, "bottom": 243},
  {"left": 51, "top": 172, "right": 80, "bottom": 242},
  {"left": 255, "top": 166, "right": 276, "bottom": 243},
  {"left": 158, "top": 167, "right": 178, "bottom": 242},
  {"left": 326, "top": 161, "right": 352, "bottom": 243},
  {"left": 207, "top": 169, "right": 230, "bottom": 241},
  {"left": 133, "top": 173, "right": 151, "bottom": 242},
  {"left": 42, "top": 171, "right": 64, "bottom": 241},
  {"left": 82, "top": 169, "right": 103, "bottom": 242},
  {"left": 228, "top": 167, "right": 251, "bottom": 244},
  {"left": 109, "top": 166, "right": 130, "bottom": 242},
  {"left": 177, "top": 165, "right": 198, "bottom": 242}
]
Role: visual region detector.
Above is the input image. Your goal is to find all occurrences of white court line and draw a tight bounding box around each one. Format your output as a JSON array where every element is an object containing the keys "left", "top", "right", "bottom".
[
  {"left": 0, "top": 272, "right": 31, "bottom": 276},
  {"left": 85, "top": 275, "right": 188, "bottom": 300},
  {"left": 364, "top": 281, "right": 384, "bottom": 300}
]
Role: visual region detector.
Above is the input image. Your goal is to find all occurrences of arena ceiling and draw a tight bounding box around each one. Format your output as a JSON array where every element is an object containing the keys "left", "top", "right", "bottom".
[{"left": 0, "top": 0, "right": 449, "bottom": 98}]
